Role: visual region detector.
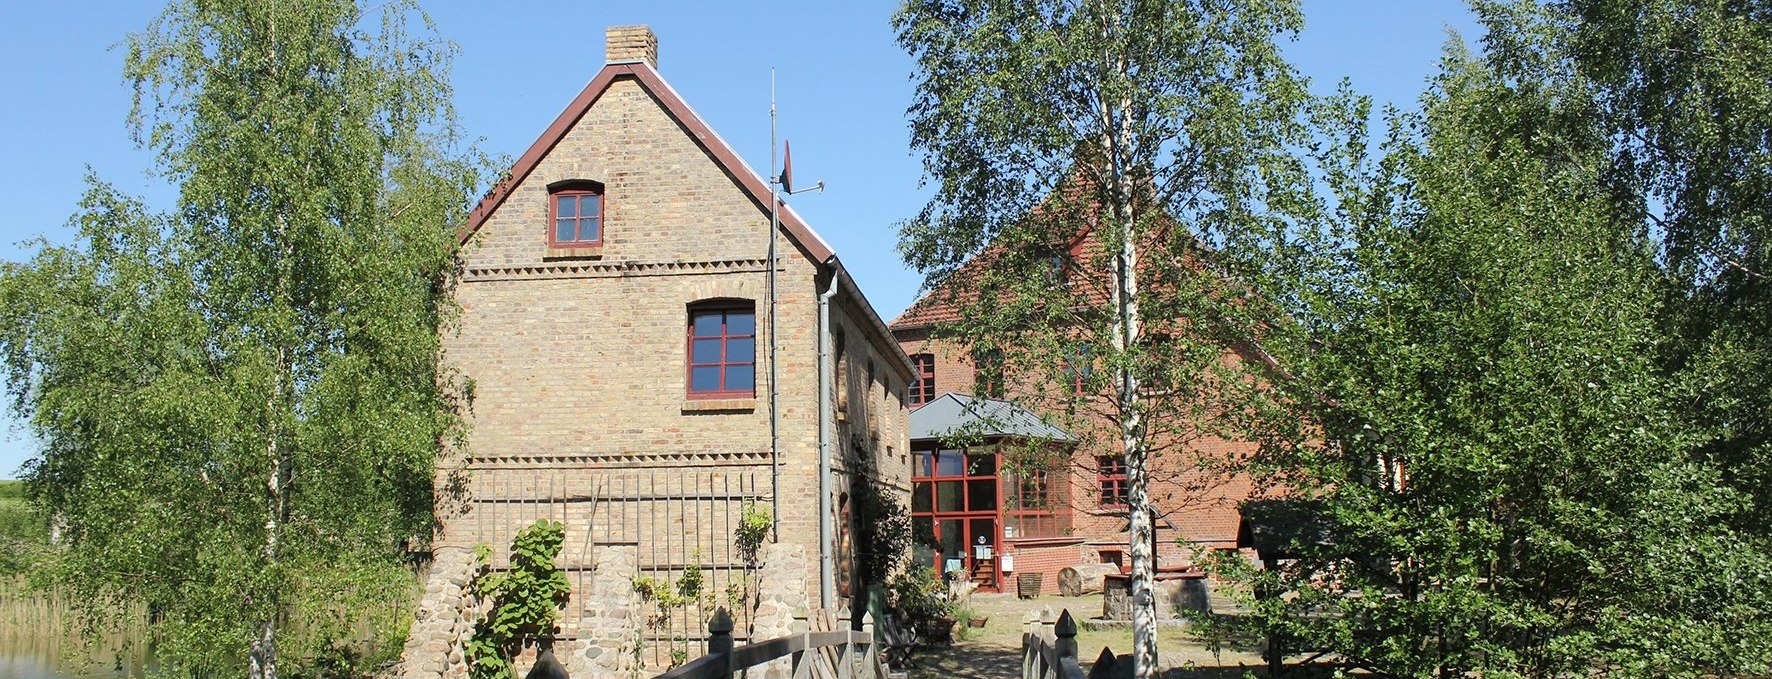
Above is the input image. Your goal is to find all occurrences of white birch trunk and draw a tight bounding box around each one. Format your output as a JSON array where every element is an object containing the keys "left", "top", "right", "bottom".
[
  {"left": 1102, "top": 71, "right": 1157, "bottom": 679},
  {"left": 253, "top": 211, "right": 292, "bottom": 679}
]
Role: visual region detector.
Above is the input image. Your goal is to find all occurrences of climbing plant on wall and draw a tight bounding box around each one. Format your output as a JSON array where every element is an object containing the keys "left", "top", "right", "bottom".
[{"left": 466, "top": 521, "right": 570, "bottom": 679}]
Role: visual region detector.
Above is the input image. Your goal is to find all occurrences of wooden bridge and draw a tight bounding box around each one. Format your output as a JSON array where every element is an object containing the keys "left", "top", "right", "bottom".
[
  {"left": 642, "top": 608, "right": 887, "bottom": 679},
  {"left": 615, "top": 606, "right": 1111, "bottom": 679}
]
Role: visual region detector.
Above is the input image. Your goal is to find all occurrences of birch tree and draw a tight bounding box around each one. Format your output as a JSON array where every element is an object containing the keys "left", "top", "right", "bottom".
[
  {"left": 893, "top": 2, "right": 1315, "bottom": 676},
  {"left": 0, "top": 2, "right": 484, "bottom": 677},
  {"left": 1205, "top": 11, "right": 1772, "bottom": 674}
]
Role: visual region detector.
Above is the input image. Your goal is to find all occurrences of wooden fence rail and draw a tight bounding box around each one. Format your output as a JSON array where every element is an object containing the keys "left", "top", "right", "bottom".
[
  {"left": 652, "top": 608, "right": 887, "bottom": 679},
  {"left": 1022, "top": 609, "right": 1122, "bottom": 679}
]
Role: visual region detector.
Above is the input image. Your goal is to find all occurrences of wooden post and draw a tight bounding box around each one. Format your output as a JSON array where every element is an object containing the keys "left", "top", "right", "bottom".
[
  {"left": 1087, "top": 647, "right": 1120, "bottom": 679},
  {"left": 710, "top": 607, "right": 735, "bottom": 679},
  {"left": 861, "top": 611, "right": 881, "bottom": 679},
  {"left": 1055, "top": 609, "right": 1078, "bottom": 662}
]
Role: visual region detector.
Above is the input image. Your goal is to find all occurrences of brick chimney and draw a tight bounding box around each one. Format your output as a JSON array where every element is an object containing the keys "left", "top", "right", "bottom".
[{"left": 605, "top": 25, "right": 658, "bottom": 69}]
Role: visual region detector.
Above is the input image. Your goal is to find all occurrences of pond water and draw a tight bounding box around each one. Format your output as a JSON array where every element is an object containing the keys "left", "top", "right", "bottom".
[
  {"left": 0, "top": 634, "right": 149, "bottom": 679},
  {"left": 0, "top": 596, "right": 152, "bottom": 679}
]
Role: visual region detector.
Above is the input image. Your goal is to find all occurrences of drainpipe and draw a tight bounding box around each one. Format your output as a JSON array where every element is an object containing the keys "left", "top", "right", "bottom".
[{"left": 816, "top": 269, "right": 840, "bottom": 611}]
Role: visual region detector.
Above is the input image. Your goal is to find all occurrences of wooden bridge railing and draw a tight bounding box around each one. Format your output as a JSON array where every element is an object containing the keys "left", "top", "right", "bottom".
[
  {"left": 1022, "top": 609, "right": 1120, "bottom": 679},
  {"left": 652, "top": 608, "right": 887, "bottom": 679}
]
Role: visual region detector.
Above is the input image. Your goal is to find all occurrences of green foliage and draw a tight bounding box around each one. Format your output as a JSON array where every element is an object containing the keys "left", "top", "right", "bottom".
[
  {"left": 846, "top": 448, "right": 912, "bottom": 593},
  {"left": 735, "top": 501, "right": 773, "bottom": 567},
  {"left": 893, "top": 3, "right": 1319, "bottom": 675},
  {"left": 854, "top": 481, "right": 910, "bottom": 587},
  {"left": 1205, "top": 10, "right": 1772, "bottom": 676},
  {"left": 632, "top": 555, "right": 712, "bottom": 668},
  {"left": 884, "top": 565, "right": 953, "bottom": 644},
  {"left": 0, "top": 481, "right": 46, "bottom": 577},
  {"left": 466, "top": 521, "right": 570, "bottom": 679},
  {"left": 0, "top": 2, "right": 488, "bottom": 677}
]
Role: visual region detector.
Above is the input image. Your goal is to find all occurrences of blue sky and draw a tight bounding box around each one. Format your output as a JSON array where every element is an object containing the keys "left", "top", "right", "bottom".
[{"left": 0, "top": 1, "right": 1479, "bottom": 479}]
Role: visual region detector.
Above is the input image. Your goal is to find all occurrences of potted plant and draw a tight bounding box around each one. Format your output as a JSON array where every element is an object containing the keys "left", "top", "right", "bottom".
[{"left": 887, "top": 566, "right": 956, "bottom": 645}]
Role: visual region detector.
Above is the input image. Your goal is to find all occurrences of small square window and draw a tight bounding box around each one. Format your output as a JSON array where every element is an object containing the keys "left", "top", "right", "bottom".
[{"left": 549, "top": 184, "right": 604, "bottom": 247}]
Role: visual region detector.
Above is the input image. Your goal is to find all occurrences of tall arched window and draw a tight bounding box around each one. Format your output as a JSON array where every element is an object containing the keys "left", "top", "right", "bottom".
[
  {"left": 909, "top": 354, "right": 936, "bottom": 405},
  {"left": 686, "top": 300, "right": 756, "bottom": 399}
]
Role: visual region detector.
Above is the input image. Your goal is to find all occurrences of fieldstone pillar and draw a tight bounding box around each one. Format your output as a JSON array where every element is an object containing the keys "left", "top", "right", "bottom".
[
  {"left": 575, "top": 546, "right": 641, "bottom": 679},
  {"left": 750, "top": 543, "right": 811, "bottom": 679}
]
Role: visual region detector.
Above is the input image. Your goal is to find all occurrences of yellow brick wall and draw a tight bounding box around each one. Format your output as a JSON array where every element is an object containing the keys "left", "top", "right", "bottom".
[{"left": 438, "top": 71, "right": 908, "bottom": 622}]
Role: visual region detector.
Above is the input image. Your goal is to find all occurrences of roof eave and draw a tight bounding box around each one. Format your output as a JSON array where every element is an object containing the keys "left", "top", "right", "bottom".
[{"left": 456, "top": 62, "right": 835, "bottom": 264}]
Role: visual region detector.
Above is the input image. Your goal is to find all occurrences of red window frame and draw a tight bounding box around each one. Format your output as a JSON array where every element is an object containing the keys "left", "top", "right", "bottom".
[
  {"left": 1064, "top": 344, "right": 1093, "bottom": 396},
  {"left": 1097, "top": 455, "right": 1129, "bottom": 508},
  {"left": 549, "top": 183, "right": 604, "bottom": 247},
  {"left": 909, "top": 354, "right": 936, "bottom": 405},
  {"left": 973, "top": 348, "right": 1004, "bottom": 399},
  {"left": 686, "top": 304, "right": 756, "bottom": 399}
]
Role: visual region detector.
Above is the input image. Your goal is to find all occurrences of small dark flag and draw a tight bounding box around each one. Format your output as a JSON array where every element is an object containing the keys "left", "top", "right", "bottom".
[{"left": 779, "top": 139, "right": 793, "bottom": 193}]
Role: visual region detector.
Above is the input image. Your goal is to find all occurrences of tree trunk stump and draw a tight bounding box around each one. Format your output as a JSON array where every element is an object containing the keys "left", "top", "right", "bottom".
[{"left": 1058, "top": 563, "right": 1120, "bottom": 597}]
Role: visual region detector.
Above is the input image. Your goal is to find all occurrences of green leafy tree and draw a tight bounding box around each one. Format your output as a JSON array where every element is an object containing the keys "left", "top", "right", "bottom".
[
  {"left": 893, "top": 2, "right": 1316, "bottom": 676},
  {"left": 1211, "top": 29, "right": 1772, "bottom": 677},
  {"left": 0, "top": 481, "right": 47, "bottom": 577},
  {"left": 1481, "top": 0, "right": 1772, "bottom": 582},
  {"left": 0, "top": 2, "right": 485, "bottom": 677}
]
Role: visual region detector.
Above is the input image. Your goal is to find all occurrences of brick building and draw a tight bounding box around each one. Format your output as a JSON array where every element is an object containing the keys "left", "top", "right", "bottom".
[
  {"left": 891, "top": 231, "right": 1258, "bottom": 592},
  {"left": 403, "top": 26, "right": 912, "bottom": 676}
]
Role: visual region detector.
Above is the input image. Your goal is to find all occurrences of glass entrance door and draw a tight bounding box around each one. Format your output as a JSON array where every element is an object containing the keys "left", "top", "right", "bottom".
[{"left": 912, "top": 448, "right": 1001, "bottom": 590}]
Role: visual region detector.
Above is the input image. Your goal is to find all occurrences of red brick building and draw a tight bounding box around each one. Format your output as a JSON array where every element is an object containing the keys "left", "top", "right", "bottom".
[{"left": 891, "top": 235, "right": 1259, "bottom": 592}]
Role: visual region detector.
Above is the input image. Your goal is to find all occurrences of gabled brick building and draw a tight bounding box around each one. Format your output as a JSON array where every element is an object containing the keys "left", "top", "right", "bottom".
[
  {"left": 404, "top": 26, "right": 911, "bottom": 677},
  {"left": 890, "top": 228, "right": 1258, "bottom": 593}
]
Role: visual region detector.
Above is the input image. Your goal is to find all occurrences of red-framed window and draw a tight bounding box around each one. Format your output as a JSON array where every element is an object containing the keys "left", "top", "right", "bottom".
[
  {"left": 1097, "top": 455, "right": 1128, "bottom": 508},
  {"left": 1045, "top": 255, "right": 1069, "bottom": 288},
  {"left": 1064, "top": 343, "right": 1093, "bottom": 396},
  {"left": 687, "top": 303, "right": 756, "bottom": 399},
  {"left": 1004, "top": 464, "right": 1066, "bottom": 538},
  {"left": 910, "top": 448, "right": 1001, "bottom": 583},
  {"left": 973, "top": 348, "right": 1004, "bottom": 399},
  {"left": 909, "top": 354, "right": 936, "bottom": 405},
  {"left": 1139, "top": 333, "right": 1174, "bottom": 394},
  {"left": 549, "top": 182, "right": 604, "bottom": 247}
]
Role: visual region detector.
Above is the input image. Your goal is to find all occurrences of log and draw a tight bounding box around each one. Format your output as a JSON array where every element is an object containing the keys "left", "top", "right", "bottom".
[{"left": 1057, "top": 563, "right": 1120, "bottom": 597}]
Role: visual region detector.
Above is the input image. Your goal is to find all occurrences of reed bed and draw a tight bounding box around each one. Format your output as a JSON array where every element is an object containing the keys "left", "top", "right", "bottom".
[{"left": 0, "top": 586, "right": 152, "bottom": 678}]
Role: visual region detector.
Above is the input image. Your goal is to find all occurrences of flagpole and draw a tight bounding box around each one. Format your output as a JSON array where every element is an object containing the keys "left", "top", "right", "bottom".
[{"left": 767, "top": 68, "right": 781, "bottom": 541}]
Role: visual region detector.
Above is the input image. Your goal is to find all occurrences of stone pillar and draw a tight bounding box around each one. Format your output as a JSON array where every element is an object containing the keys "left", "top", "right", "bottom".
[
  {"left": 750, "top": 543, "right": 811, "bottom": 679},
  {"left": 575, "top": 546, "right": 641, "bottom": 679},
  {"left": 402, "top": 546, "right": 481, "bottom": 679}
]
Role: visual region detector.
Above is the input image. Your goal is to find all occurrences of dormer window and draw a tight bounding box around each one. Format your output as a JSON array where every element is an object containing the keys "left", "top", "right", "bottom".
[{"left": 549, "top": 181, "right": 604, "bottom": 247}]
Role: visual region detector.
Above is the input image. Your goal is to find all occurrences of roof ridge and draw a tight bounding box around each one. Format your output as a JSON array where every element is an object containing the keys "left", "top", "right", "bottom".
[{"left": 456, "top": 63, "right": 835, "bottom": 263}]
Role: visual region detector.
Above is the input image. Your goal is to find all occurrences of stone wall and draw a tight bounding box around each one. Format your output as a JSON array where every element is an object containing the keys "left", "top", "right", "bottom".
[
  {"left": 574, "top": 546, "right": 642, "bottom": 679},
  {"left": 749, "top": 543, "right": 810, "bottom": 679},
  {"left": 401, "top": 547, "right": 481, "bottom": 679}
]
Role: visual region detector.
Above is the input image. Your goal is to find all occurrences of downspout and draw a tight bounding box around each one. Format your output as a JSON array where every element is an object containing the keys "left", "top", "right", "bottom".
[{"left": 816, "top": 268, "right": 840, "bottom": 611}]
